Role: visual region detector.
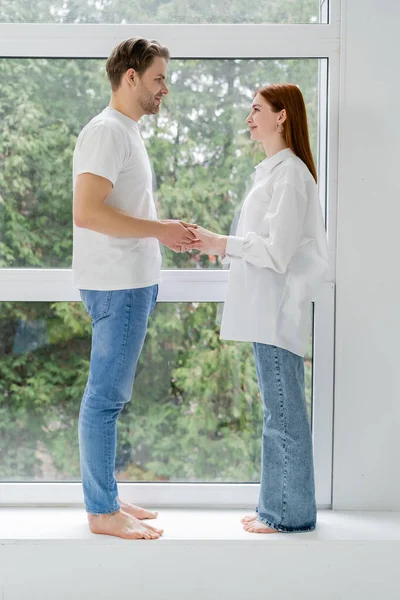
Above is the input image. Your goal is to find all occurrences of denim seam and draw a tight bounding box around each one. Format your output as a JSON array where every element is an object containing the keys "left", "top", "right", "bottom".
[
  {"left": 256, "top": 515, "right": 315, "bottom": 533},
  {"left": 273, "top": 347, "right": 288, "bottom": 528},
  {"left": 110, "top": 291, "right": 132, "bottom": 407},
  {"left": 85, "top": 505, "right": 119, "bottom": 516},
  {"left": 106, "top": 290, "right": 132, "bottom": 509},
  {"left": 104, "top": 404, "right": 111, "bottom": 505}
]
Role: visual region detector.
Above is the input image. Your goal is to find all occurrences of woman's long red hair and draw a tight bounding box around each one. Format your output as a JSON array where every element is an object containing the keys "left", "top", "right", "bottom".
[{"left": 258, "top": 83, "right": 317, "bottom": 183}]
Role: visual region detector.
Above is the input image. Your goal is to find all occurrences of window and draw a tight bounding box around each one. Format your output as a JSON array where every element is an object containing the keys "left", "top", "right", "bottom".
[
  {"left": 0, "top": 301, "right": 313, "bottom": 483},
  {"left": 0, "top": 58, "right": 321, "bottom": 270},
  {"left": 0, "top": 0, "right": 327, "bottom": 25},
  {"left": 0, "top": 2, "right": 338, "bottom": 507}
]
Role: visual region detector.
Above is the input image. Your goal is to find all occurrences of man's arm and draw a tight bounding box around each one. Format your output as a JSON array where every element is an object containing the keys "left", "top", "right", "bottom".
[{"left": 73, "top": 173, "right": 196, "bottom": 249}]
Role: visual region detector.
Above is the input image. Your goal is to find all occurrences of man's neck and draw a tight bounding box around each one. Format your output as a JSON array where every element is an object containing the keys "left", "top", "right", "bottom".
[{"left": 109, "top": 94, "right": 143, "bottom": 123}]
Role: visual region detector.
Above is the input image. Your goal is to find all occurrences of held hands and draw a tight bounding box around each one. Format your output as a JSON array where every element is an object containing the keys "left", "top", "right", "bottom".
[
  {"left": 183, "top": 226, "right": 227, "bottom": 256},
  {"left": 158, "top": 220, "right": 199, "bottom": 252},
  {"left": 158, "top": 220, "right": 227, "bottom": 256}
]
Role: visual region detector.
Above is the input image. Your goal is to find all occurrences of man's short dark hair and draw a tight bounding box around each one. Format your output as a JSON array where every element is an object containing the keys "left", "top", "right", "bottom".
[{"left": 106, "top": 37, "right": 170, "bottom": 91}]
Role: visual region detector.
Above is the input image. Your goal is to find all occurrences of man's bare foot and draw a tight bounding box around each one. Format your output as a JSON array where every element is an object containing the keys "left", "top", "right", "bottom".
[
  {"left": 88, "top": 509, "right": 163, "bottom": 540},
  {"left": 241, "top": 514, "right": 258, "bottom": 524},
  {"left": 118, "top": 498, "right": 158, "bottom": 520},
  {"left": 243, "top": 519, "right": 279, "bottom": 534}
]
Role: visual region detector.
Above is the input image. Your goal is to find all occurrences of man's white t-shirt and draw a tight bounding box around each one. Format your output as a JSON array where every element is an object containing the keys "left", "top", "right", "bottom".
[{"left": 72, "top": 106, "right": 162, "bottom": 290}]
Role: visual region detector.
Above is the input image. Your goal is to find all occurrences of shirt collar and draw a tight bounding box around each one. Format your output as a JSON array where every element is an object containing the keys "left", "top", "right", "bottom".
[
  {"left": 255, "top": 148, "right": 294, "bottom": 173},
  {"left": 105, "top": 106, "right": 139, "bottom": 131}
]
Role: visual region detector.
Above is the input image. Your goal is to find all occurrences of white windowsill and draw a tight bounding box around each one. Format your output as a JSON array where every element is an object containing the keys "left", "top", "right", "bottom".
[
  {"left": 1, "top": 508, "right": 400, "bottom": 544},
  {"left": 2, "top": 508, "right": 399, "bottom": 599}
]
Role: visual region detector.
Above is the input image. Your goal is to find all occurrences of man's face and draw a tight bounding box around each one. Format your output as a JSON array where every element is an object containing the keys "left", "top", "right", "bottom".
[{"left": 136, "top": 56, "right": 169, "bottom": 115}]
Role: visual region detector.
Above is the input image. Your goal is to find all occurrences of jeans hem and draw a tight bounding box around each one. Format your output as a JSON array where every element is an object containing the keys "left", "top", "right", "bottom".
[
  {"left": 86, "top": 503, "right": 121, "bottom": 516},
  {"left": 256, "top": 516, "right": 316, "bottom": 533}
]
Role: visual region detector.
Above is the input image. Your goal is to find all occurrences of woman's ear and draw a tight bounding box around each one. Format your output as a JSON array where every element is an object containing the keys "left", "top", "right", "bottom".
[{"left": 279, "top": 109, "right": 287, "bottom": 124}]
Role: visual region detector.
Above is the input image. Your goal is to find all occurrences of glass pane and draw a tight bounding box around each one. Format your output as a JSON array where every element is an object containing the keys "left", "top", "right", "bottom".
[
  {"left": 0, "top": 1, "right": 326, "bottom": 25},
  {"left": 0, "top": 301, "right": 313, "bottom": 482},
  {"left": 0, "top": 57, "right": 321, "bottom": 269}
]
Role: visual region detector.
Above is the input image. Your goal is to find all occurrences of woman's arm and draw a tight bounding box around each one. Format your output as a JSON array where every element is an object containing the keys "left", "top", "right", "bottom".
[{"left": 187, "top": 182, "right": 308, "bottom": 273}]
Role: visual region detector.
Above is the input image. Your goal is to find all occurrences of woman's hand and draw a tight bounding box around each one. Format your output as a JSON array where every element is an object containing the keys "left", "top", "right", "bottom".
[{"left": 182, "top": 226, "right": 227, "bottom": 256}]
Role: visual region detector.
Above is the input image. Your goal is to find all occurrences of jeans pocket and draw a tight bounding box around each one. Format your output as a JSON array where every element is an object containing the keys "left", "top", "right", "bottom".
[
  {"left": 80, "top": 290, "right": 113, "bottom": 323},
  {"left": 151, "top": 284, "right": 159, "bottom": 313}
]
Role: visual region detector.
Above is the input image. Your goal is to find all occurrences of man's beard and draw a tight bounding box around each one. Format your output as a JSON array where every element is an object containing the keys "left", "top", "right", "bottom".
[{"left": 137, "top": 81, "right": 160, "bottom": 115}]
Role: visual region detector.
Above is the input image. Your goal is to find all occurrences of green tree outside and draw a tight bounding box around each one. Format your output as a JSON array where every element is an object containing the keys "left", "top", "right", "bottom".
[{"left": 0, "top": 2, "right": 319, "bottom": 481}]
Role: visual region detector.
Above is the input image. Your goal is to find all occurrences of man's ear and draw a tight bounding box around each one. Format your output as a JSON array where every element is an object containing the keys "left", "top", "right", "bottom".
[{"left": 125, "top": 68, "right": 138, "bottom": 86}]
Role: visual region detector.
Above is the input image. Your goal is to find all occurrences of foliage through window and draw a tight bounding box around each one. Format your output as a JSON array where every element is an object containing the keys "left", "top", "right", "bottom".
[
  {"left": 0, "top": 301, "right": 313, "bottom": 482},
  {"left": 0, "top": 0, "right": 324, "bottom": 25},
  {"left": 0, "top": 58, "right": 320, "bottom": 269}
]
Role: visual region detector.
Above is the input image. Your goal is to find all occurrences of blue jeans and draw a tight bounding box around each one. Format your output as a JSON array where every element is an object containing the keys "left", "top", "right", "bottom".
[
  {"left": 78, "top": 285, "right": 158, "bottom": 515},
  {"left": 253, "top": 343, "right": 316, "bottom": 532}
]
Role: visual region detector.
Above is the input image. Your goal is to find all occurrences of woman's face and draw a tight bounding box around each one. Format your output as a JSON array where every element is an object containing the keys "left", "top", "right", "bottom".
[{"left": 246, "top": 93, "right": 285, "bottom": 142}]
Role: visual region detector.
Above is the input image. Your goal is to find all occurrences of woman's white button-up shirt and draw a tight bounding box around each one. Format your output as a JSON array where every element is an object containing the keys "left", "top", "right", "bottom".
[{"left": 220, "top": 148, "right": 329, "bottom": 357}]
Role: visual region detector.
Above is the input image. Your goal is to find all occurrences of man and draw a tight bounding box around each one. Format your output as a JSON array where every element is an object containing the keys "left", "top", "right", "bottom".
[{"left": 72, "top": 37, "right": 196, "bottom": 540}]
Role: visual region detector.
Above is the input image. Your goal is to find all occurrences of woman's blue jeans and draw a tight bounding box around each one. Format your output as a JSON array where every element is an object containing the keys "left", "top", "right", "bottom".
[
  {"left": 253, "top": 343, "right": 317, "bottom": 532},
  {"left": 78, "top": 285, "right": 158, "bottom": 515}
]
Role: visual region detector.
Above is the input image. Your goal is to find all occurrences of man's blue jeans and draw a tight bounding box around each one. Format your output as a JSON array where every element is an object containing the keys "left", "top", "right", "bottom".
[
  {"left": 78, "top": 285, "right": 158, "bottom": 515},
  {"left": 253, "top": 343, "right": 317, "bottom": 532}
]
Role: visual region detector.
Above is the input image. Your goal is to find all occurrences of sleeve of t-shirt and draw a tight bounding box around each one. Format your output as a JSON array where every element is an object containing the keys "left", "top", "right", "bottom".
[{"left": 74, "top": 123, "right": 127, "bottom": 186}]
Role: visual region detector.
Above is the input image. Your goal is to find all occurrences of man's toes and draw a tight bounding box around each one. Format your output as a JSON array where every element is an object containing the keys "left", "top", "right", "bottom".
[
  {"left": 144, "top": 523, "right": 164, "bottom": 535},
  {"left": 139, "top": 525, "right": 160, "bottom": 538},
  {"left": 142, "top": 508, "right": 158, "bottom": 518},
  {"left": 128, "top": 530, "right": 147, "bottom": 540},
  {"left": 140, "top": 529, "right": 152, "bottom": 540},
  {"left": 147, "top": 530, "right": 160, "bottom": 539}
]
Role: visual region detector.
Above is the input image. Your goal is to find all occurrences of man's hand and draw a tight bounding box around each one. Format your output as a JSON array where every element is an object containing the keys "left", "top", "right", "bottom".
[
  {"left": 183, "top": 226, "right": 227, "bottom": 256},
  {"left": 158, "top": 220, "right": 199, "bottom": 252}
]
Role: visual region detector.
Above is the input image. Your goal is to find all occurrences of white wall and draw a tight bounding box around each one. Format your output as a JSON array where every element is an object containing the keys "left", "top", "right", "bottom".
[
  {"left": 2, "top": 538, "right": 400, "bottom": 600},
  {"left": 333, "top": 0, "right": 400, "bottom": 509}
]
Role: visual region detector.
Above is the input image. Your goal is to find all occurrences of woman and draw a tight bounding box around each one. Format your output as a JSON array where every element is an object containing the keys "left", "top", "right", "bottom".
[{"left": 186, "top": 84, "right": 329, "bottom": 533}]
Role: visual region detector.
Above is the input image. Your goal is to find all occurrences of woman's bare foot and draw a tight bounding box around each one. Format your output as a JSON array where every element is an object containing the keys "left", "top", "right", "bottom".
[
  {"left": 241, "top": 514, "right": 258, "bottom": 524},
  {"left": 243, "top": 520, "right": 279, "bottom": 534},
  {"left": 88, "top": 510, "right": 163, "bottom": 540},
  {"left": 118, "top": 498, "right": 158, "bottom": 520}
]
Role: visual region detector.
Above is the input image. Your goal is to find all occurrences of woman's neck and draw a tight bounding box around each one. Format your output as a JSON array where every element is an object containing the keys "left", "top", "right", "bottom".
[{"left": 262, "top": 137, "right": 289, "bottom": 158}]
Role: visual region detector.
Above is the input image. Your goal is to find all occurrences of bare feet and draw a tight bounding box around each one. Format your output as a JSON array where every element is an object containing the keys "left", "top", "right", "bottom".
[
  {"left": 118, "top": 498, "right": 158, "bottom": 520},
  {"left": 88, "top": 510, "right": 163, "bottom": 540},
  {"left": 243, "top": 519, "right": 279, "bottom": 534},
  {"left": 241, "top": 514, "right": 258, "bottom": 524}
]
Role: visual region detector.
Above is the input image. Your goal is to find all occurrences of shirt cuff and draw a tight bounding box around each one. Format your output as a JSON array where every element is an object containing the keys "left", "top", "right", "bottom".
[{"left": 226, "top": 235, "right": 245, "bottom": 258}]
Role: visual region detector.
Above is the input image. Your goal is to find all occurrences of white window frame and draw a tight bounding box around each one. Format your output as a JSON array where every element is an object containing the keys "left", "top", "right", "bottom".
[{"left": 0, "top": 3, "right": 339, "bottom": 509}]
